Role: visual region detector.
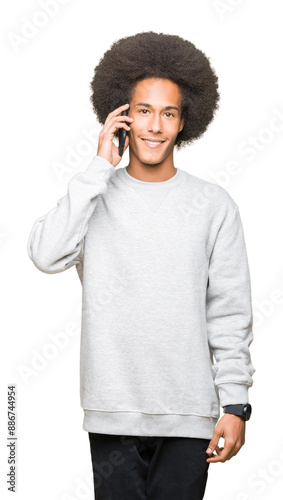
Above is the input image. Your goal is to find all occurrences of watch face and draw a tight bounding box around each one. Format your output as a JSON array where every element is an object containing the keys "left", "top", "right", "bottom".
[{"left": 244, "top": 404, "right": 252, "bottom": 420}]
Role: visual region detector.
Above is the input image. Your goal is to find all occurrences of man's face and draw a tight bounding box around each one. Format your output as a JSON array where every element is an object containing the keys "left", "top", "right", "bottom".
[{"left": 127, "top": 78, "right": 185, "bottom": 166}]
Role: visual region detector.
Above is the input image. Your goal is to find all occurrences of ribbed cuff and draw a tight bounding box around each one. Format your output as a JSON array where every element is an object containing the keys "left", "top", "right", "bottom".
[
  {"left": 86, "top": 155, "right": 116, "bottom": 183},
  {"left": 217, "top": 383, "right": 250, "bottom": 408}
]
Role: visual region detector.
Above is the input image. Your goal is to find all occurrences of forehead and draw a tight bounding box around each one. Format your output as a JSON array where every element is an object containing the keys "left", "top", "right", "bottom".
[{"left": 131, "top": 78, "right": 182, "bottom": 106}]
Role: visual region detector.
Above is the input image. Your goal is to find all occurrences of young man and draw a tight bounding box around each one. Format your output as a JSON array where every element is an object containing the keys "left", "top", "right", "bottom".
[{"left": 27, "top": 32, "right": 255, "bottom": 499}]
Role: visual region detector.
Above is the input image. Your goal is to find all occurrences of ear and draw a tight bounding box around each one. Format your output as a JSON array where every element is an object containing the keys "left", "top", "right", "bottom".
[{"left": 179, "top": 116, "right": 185, "bottom": 133}]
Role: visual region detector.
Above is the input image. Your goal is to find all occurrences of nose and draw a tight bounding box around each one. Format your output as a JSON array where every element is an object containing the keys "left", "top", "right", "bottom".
[{"left": 147, "top": 113, "right": 163, "bottom": 134}]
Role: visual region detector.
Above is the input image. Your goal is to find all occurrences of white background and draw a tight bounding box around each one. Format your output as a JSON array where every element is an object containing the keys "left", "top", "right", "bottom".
[{"left": 1, "top": 0, "right": 283, "bottom": 499}]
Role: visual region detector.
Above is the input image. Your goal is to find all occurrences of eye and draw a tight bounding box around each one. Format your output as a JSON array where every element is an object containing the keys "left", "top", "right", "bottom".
[{"left": 138, "top": 109, "right": 175, "bottom": 117}]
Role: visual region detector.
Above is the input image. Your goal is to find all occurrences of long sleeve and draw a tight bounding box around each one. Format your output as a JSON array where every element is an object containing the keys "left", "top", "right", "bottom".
[
  {"left": 27, "top": 155, "right": 115, "bottom": 277},
  {"left": 206, "top": 204, "right": 256, "bottom": 408}
]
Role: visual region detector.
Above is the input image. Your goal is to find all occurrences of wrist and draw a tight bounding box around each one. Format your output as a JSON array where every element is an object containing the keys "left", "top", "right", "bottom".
[{"left": 223, "top": 403, "right": 252, "bottom": 421}]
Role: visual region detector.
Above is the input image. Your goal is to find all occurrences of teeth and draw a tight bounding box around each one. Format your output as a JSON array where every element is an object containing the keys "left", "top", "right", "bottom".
[{"left": 143, "top": 140, "right": 163, "bottom": 145}]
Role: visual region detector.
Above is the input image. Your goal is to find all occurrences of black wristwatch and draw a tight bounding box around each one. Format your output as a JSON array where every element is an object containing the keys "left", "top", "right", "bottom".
[{"left": 223, "top": 403, "right": 252, "bottom": 421}]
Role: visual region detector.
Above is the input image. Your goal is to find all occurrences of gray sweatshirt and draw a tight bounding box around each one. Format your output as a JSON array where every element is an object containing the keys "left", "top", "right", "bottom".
[{"left": 27, "top": 155, "right": 255, "bottom": 439}]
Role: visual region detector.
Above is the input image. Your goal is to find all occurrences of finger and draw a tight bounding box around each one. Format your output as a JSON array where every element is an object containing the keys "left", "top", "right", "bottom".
[
  {"left": 104, "top": 114, "right": 133, "bottom": 131},
  {"left": 103, "top": 115, "right": 133, "bottom": 136},
  {"left": 206, "top": 448, "right": 229, "bottom": 463},
  {"left": 207, "top": 445, "right": 237, "bottom": 463},
  {"left": 105, "top": 103, "right": 130, "bottom": 122},
  {"left": 101, "top": 122, "right": 131, "bottom": 141},
  {"left": 206, "top": 430, "right": 222, "bottom": 456},
  {"left": 207, "top": 440, "right": 236, "bottom": 463},
  {"left": 105, "top": 114, "right": 133, "bottom": 127},
  {"left": 105, "top": 103, "right": 130, "bottom": 125}
]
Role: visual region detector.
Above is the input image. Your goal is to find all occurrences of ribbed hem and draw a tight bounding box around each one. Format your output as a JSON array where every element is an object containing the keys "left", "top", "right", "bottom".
[{"left": 82, "top": 409, "right": 219, "bottom": 439}]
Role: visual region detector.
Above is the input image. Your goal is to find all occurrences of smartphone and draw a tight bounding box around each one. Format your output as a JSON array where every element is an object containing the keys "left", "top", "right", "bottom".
[{"left": 118, "top": 109, "right": 129, "bottom": 157}]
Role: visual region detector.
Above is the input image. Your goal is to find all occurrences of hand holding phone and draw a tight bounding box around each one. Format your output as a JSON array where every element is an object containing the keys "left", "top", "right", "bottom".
[{"left": 96, "top": 103, "right": 132, "bottom": 167}]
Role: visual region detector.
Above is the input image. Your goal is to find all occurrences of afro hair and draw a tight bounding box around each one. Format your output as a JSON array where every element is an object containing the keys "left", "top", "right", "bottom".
[{"left": 89, "top": 31, "right": 220, "bottom": 149}]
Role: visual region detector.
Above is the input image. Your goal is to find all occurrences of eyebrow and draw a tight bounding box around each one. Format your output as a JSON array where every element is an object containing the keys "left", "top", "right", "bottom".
[{"left": 134, "top": 102, "right": 180, "bottom": 112}]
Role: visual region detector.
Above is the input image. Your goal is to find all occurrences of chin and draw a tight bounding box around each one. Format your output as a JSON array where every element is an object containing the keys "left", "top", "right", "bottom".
[
  {"left": 139, "top": 155, "right": 164, "bottom": 166},
  {"left": 130, "top": 142, "right": 169, "bottom": 165},
  {"left": 138, "top": 148, "right": 166, "bottom": 162}
]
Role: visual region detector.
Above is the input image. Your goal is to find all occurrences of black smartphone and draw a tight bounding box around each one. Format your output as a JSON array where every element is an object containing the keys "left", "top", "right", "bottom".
[{"left": 118, "top": 109, "right": 129, "bottom": 157}]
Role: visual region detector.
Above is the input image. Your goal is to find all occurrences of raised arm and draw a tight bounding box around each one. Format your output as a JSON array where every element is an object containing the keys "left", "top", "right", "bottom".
[
  {"left": 27, "top": 102, "right": 133, "bottom": 276},
  {"left": 27, "top": 156, "right": 115, "bottom": 274}
]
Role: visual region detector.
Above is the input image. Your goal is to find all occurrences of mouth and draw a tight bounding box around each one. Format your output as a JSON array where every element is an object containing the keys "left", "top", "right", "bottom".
[{"left": 141, "top": 138, "right": 166, "bottom": 149}]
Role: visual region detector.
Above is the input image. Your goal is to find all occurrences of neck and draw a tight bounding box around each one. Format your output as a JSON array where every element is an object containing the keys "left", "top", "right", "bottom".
[{"left": 126, "top": 149, "right": 177, "bottom": 182}]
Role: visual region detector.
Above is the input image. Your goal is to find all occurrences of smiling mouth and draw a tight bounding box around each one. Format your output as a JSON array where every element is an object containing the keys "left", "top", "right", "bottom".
[{"left": 141, "top": 138, "right": 166, "bottom": 147}]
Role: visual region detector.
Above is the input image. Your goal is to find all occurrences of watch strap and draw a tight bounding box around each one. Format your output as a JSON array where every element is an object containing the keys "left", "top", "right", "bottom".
[{"left": 223, "top": 403, "right": 252, "bottom": 421}]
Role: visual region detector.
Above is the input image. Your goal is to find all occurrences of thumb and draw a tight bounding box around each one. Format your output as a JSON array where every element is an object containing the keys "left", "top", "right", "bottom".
[{"left": 206, "top": 431, "right": 221, "bottom": 454}]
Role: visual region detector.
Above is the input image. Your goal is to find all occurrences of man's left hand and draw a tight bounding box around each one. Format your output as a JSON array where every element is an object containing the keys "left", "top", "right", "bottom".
[{"left": 206, "top": 413, "right": 245, "bottom": 463}]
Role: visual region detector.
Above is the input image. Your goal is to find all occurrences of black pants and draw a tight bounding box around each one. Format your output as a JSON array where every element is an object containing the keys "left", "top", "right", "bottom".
[{"left": 88, "top": 432, "right": 210, "bottom": 499}]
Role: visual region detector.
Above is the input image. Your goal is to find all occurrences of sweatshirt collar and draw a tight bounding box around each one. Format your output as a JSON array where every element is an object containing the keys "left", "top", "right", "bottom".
[{"left": 117, "top": 166, "right": 185, "bottom": 189}]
